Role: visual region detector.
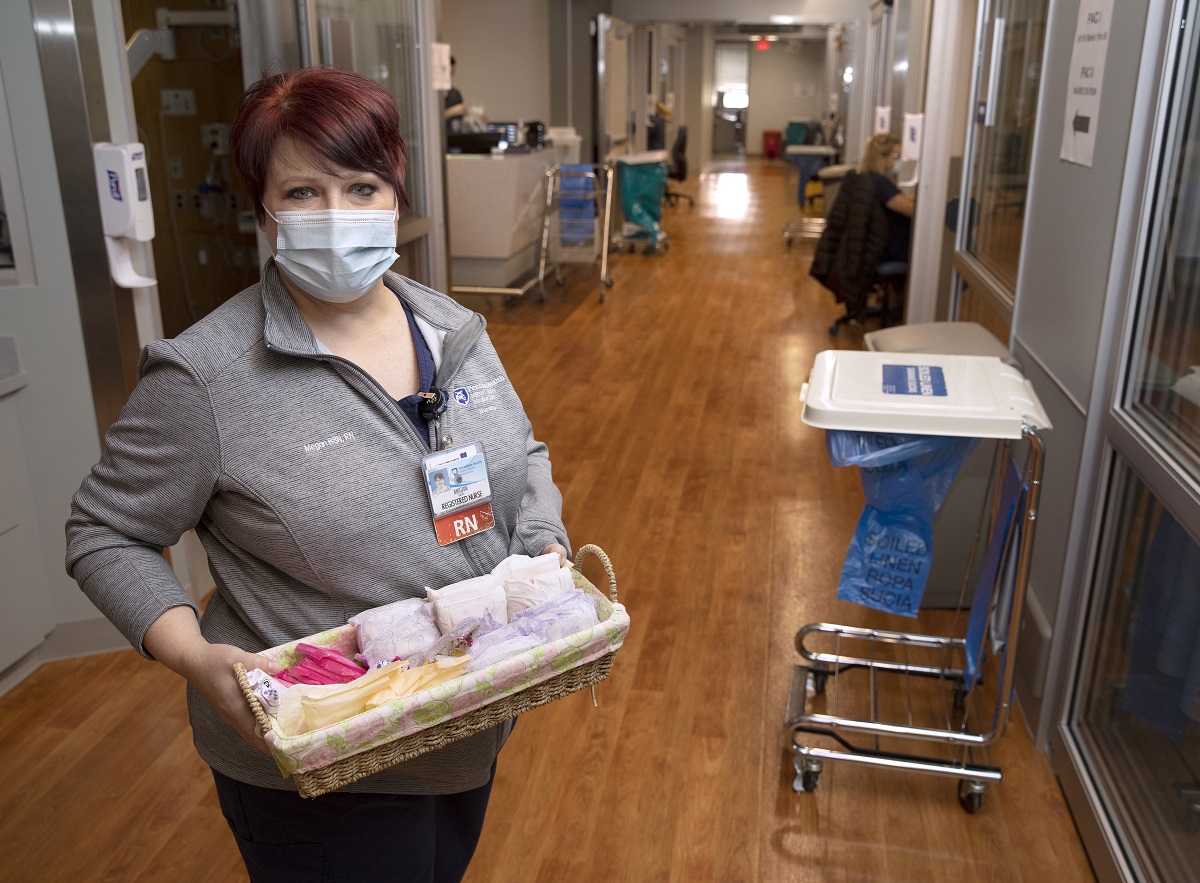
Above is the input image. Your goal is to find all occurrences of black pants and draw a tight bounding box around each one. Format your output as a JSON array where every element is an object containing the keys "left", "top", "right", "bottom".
[{"left": 211, "top": 765, "right": 495, "bottom": 883}]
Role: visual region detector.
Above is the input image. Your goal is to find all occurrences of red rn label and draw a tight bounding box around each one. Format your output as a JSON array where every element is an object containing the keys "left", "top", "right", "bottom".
[{"left": 433, "top": 501, "right": 495, "bottom": 546}]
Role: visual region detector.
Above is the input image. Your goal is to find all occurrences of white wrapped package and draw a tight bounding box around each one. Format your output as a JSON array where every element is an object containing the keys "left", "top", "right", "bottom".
[
  {"left": 491, "top": 552, "right": 562, "bottom": 583},
  {"left": 511, "top": 591, "right": 600, "bottom": 642},
  {"left": 465, "top": 630, "right": 545, "bottom": 673},
  {"left": 426, "top": 574, "right": 508, "bottom": 632},
  {"left": 245, "top": 668, "right": 291, "bottom": 713},
  {"left": 349, "top": 597, "right": 441, "bottom": 668},
  {"left": 503, "top": 565, "right": 576, "bottom": 619}
]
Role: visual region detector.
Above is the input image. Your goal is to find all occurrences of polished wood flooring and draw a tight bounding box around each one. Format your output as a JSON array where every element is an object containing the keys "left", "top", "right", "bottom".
[{"left": 0, "top": 159, "right": 1095, "bottom": 882}]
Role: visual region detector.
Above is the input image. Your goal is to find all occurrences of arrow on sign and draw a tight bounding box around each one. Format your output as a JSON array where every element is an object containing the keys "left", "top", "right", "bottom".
[{"left": 1073, "top": 112, "right": 1091, "bottom": 134}]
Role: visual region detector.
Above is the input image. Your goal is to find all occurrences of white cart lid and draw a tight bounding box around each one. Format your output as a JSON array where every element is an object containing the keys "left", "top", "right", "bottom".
[{"left": 800, "top": 350, "right": 1052, "bottom": 439}]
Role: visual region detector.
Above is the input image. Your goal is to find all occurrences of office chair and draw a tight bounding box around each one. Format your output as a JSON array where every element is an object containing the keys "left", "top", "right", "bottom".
[
  {"left": 664, "top": 126, "right": 694, "bottom": 208},
  {"left": 810, "top": 170, "right": 907, "bottom": 334},
  {"left": 827, "top": 261, "right": 907, "bottom": 336}
]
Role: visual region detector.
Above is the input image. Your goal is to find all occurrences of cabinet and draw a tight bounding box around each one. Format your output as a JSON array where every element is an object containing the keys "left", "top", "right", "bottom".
[{"left": 0, "top": 338, "right": 56, "bottom": 671}]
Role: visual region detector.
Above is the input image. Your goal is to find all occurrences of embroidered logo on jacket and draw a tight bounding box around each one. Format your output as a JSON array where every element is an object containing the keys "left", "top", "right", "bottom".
[{"left": 453, "top": 376, "right": 506, "bottom": 413}]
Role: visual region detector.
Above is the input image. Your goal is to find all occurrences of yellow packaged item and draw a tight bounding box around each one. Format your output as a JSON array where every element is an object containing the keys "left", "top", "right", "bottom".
[{"left": 277, "top": 656, "right": 471, "bottom": 736}]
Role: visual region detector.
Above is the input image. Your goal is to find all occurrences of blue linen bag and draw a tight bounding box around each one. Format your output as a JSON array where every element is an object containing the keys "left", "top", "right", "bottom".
[{"left": 827, "top": 430, "right": 978, "bottom": 616}]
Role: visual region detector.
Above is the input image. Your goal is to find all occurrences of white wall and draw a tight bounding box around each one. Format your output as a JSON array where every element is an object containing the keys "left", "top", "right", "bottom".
[
  {"left": 746, "top": 40, "right": 825, "bottom": 156},
  {"left": 441, "top": 0, "right": 552, "bottom": 125}
]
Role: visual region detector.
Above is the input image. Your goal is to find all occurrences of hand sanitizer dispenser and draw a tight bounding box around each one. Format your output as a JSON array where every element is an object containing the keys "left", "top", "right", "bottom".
[
  {"left": 93, "top": 142, "right": 157, "bottom": 288},
  {"left": 898, "top": 113, "right": 924, "bottom": 189}
]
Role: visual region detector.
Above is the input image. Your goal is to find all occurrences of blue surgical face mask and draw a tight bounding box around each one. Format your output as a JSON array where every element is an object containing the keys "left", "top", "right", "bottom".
[{"left": 266, "top": 207, "right": 399, "bottom": 303}]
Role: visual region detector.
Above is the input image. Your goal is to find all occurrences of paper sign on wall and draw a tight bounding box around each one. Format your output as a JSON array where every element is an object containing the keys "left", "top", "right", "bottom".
[
  {"left": 1059, "top": 0, "right": 1114, "bottom": 167},
  {"left": 431, "top": 43, "right": 452, "bottom": 91}
]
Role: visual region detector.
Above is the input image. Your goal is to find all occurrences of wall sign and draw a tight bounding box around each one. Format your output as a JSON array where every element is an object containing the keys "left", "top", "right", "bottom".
[{"left": 1059, "top": 0, "right": 1114, "bottom": 167}]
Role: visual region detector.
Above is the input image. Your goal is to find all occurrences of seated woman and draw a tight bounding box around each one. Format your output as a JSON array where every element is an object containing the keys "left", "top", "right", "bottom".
[
  {"left": 859, "top": 132, "right": 915, "bottom": 268},
  {"left": 810, "top": 134, "right": 914, "bottom": 332}
]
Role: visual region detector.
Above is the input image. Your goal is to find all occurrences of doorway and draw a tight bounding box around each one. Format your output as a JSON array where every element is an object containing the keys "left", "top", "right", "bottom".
[{"left": 712, "top": 40, "right": 747, "bottom": 156}]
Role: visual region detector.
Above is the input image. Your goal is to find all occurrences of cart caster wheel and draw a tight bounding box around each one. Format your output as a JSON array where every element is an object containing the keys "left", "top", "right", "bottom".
[
  {"left": 808, "top": 670, "right": 828, "bottom": 695},
  {"left": 602, "top": 277, "right": 614, "bottom": 288},
  {"left": 785, "top": 237, "right": 794, "bottom": 248},
  {"left": 958, "top": 780, "right": 985, "bottom": 814},
  {"left": 793, "top": 757, "right": 822, "bottom": 792},
  {"left": 828, "top": 323, "right": 841, "bottom": 337},
  {"left": 555, "top": 275, "right": 565, "bottom": 287}
]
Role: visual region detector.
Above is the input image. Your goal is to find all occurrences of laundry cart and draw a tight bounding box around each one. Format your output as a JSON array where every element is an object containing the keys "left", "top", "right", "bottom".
[
  {"left": 538, "top": 163, "right": 615, "bottom": 301},
  {"left": 610, "top": 151, "right": 669, "bottom": 255},
  {"left": 787, "top": 350, "right": 1051, "bottom": 813}
]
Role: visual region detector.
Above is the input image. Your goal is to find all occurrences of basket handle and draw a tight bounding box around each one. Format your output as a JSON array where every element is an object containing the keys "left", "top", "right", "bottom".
[
  {"left": 233, "top": 662, "right": 274, "bottom": 735},
  {"left": 573, "top": 543, "right": 618, "bottom": 602}
]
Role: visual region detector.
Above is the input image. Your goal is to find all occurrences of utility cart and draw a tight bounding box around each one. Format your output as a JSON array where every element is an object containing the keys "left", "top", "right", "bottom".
[
  {"left": 538, "top": 163, "right": 615, "bottom": 301},
  {"left": 787, "top": 350, "right": 1051, "bottom": 813}
]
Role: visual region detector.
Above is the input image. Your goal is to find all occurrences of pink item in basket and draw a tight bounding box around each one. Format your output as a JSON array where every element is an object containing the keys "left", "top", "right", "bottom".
[{"left": 277, "top": 643, "right": 367, "bottom": 685}]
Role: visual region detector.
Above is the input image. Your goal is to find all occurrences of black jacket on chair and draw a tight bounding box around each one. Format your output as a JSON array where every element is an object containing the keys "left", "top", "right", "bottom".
[{"left": 810, "top": 171, "right": 889, "bottom": 313}]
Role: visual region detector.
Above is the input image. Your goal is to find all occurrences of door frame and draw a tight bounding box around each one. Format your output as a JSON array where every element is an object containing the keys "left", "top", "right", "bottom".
[{"left": 1046, "top": 1, "right": 1190, "bottom": 880}]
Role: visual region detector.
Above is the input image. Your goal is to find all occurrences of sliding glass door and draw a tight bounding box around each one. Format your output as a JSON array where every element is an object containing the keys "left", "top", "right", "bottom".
[
  {"left": 953, "top": 0, "right": 1049, "bottom": 339},
  {"left": 1058, "top": 3, "right": 1200, "bottom": 879}
]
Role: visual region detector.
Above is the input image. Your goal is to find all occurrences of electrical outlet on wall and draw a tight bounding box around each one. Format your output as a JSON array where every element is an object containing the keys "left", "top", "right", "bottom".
[
  {"left": 201, "top": 123, "right": 231, "bottom": 155},
  {"left": 172, "top": 190, "right": 187, "bottom": 211},
  {"left": 161, "top": 89, "right": 197, "bottom": 116}
]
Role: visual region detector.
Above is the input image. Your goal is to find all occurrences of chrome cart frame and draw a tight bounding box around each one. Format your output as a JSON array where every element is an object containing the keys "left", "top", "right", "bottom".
[
  {"left": 787, "top": 427, "right": 1044, "bottom": 813},
  {"left": 789, "top": 350, "right": 1050, "bottom": 814},
  {"left": 538, "top": 163, "right": 614, "bottom": 302}
]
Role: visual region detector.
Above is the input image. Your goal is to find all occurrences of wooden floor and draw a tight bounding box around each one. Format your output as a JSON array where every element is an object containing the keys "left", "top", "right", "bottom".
[{"left": 0, "top": 158, "right": 1096, "bottom": 882}]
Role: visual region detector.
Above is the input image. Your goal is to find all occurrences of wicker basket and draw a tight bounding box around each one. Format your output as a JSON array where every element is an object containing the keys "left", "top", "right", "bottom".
[{"left": 235, "top": 544, "right": 623, "bottom": 798}]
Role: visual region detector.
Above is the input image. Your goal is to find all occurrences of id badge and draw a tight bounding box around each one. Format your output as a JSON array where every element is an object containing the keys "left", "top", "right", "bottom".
[{"left": 421, "top": 442, "right": 495, "bottom": 546}]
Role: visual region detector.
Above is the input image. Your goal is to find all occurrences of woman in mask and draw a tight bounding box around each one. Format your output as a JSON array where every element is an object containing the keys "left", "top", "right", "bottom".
[
  {"left": 859, "top": 131, "right": 915, "bottom": 265},
  {"left": 65, "top": 67, "right": 568, "bottom": 882}
]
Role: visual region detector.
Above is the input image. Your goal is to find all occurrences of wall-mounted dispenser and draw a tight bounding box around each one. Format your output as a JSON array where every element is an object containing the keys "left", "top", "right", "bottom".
[
  {"left": 899, "top": 112, "right": 924, "bottom": 188},
  {"left": 874, "top": 105, "right": 891, "bottom": 134},
  {"left": 93, "top": 142, "right": 157, "bottom": 289}
]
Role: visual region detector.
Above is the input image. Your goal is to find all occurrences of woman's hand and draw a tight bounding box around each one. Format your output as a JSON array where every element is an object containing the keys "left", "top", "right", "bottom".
[
  {"left": 541, "top": 543, "right": 569, "bottom": 566},
  {"left": 144, "top": 606, "right": 281, "bottom": 754},
  {"left": 180, "top": 641, "right": 282, "bottom": 754}
]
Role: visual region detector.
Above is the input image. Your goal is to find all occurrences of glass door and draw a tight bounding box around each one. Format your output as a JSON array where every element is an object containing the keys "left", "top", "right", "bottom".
[
  {"left": 240, "top": 0, "right": 444, "bottom": 291},
  {"left": 596, "top": 14, "right": 633, "bottom": 160},
  {"left": 306, "top": 0, "right": 441, "bottom": 288},
  {"left": 1060, "top": 3, "right": 1200, "bottom": 879},
  {"left": 953, "top": 0, "right": 1049, "bottom": 340}
]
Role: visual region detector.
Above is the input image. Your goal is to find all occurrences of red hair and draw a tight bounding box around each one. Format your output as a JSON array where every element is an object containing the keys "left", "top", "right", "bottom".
[{"left": 231, "top": 66, "right": 410, "bottom": 223}]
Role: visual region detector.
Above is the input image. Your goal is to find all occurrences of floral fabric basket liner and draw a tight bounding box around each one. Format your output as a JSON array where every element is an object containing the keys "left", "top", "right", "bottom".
[{"left": 235, "top": 544, "right": 628, "bottom": 797}]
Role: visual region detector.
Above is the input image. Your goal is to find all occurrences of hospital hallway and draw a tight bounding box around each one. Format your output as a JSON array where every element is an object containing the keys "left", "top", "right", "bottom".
[{"left": 0, "top": 158, "right": 1096, "bottom": 882}]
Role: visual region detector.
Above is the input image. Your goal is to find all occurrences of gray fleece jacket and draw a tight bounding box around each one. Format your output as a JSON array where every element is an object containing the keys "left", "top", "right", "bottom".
[{"left": 65, "top": 263, "right": 569, "bottom": 792}]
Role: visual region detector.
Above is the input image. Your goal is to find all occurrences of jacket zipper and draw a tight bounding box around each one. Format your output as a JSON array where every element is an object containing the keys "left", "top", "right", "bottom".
[{"left": 266, "top": 312, "right": 490, "bottom": 575}]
